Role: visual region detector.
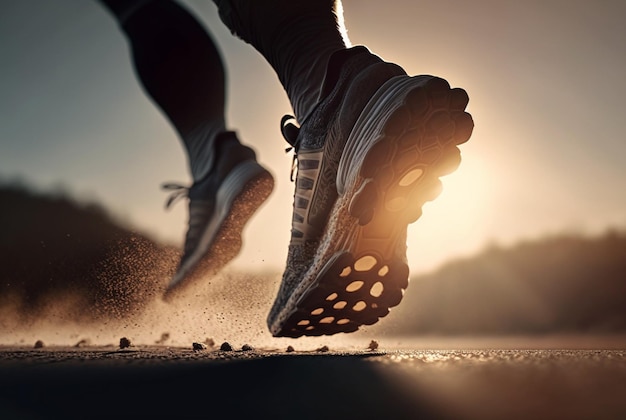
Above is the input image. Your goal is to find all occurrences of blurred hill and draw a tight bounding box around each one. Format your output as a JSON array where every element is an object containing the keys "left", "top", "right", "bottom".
[
  {"left": 0, "top": 183, "right": 179, "bottom": 324},
  {"left": 1, "top": 183, "right": 625, "bottom": 336},
  {"left": 386, "top": 230, "right": 626, "bottom": 335}
]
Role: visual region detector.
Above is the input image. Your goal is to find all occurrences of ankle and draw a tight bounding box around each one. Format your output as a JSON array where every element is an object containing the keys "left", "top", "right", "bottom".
[
  {"left": 316, "top": 46, "right": 374, "bottom": 105},
  {"left": 296, "top": 48, "right": 406, "bottom": 151},
  {"left": 305, "top": 46, "right": 397, "bottom": 123},
  {"left": 212, "top": 132, "right": 256, "bottom": 175}
]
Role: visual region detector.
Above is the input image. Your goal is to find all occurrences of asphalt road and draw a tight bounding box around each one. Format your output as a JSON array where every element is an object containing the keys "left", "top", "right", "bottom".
[{"left": 1, "top": 346, "right": 624, "bottom": 420}]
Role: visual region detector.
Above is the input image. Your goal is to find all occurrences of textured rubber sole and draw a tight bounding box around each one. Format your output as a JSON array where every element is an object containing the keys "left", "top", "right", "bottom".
[
  {"left": 163, "top": 161, "right": 274, "bottom": 301},
  {"left": 270, "top": 75, "right": 473, "bottom": 337}
]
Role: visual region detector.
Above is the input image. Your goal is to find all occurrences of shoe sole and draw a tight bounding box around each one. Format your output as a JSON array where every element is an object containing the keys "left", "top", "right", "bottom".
[
  {"left": 270, "top": 75, "right": 473, "bottom": 337},
  {"left": 163, "top": 160, "right": 274, "bottom": 301}
]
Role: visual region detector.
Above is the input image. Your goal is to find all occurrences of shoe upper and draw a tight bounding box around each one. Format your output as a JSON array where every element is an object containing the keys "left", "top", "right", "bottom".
[{"left": 284, "top": 46, "right": 406, "bottom": 246}]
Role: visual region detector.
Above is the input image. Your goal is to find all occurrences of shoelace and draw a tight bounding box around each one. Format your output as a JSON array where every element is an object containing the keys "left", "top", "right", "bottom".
[
  {"left": 161, "top": 116, "right": 299, "bottom": 208},
  {"left": 281, "top": 115, "right": 301, "bottom": 181},
  {"left": 161, "top": 182, "right": 189, "bottom": 209}
]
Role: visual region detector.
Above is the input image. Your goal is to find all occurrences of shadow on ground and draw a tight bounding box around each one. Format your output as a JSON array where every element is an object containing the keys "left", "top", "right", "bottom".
[{"left": 0, "top": 353, "right": 447, "bottom": 420}]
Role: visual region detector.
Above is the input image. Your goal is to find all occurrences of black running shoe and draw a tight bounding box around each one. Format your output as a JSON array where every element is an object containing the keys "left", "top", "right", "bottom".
[
  {"left": 268, "top": 47, "right": 473, "bottom": 337},
  {"left": 163, "top": 132, "right": 274, "bottom": 300}
]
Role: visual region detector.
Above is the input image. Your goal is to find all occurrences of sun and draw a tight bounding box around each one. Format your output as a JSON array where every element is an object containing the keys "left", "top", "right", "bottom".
[{"left": 406, "top": 150, "right": 492, "bottom": 274}]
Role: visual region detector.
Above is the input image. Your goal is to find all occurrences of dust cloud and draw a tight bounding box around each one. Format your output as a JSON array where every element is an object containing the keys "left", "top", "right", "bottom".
[
  {"left": 0, "top": 184, "right": 382, "bottom": 351},
  {"left": 0, "top": 248, "right": 370, "bottom": 350}
]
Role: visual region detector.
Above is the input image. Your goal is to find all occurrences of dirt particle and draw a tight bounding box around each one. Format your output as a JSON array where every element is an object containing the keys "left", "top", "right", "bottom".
[
  {"left": 34, "top": 340, "right": 44, "bottom": 349},
  {"left": 241, "top": 344, "right": 253, "bottom": 351},
  {"left": 220, "top": 342, "right": 233, "bottom": 351},
  {"left": 286, "top": 345, "right": 295, "bottom": 353},
  {"left": 368, "top": 340, "right": 379, "bottom": 351},
  {"left": 192, "top": 342, "right": 207, "bottom": 351},
  {"left": 316, "top": 345, "right": 329, "bottom": 353},
  {"left": 119, "top": 337, "right": 131, "bottom": 349}
]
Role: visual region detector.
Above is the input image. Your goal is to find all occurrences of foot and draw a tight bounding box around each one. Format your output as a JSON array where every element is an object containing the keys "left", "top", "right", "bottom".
[
  {"left": 163, "top": 132, "right": 274, "bottom": 301},
  {"left": 268, "top": 47, "right": 473, "bottom": 337}
]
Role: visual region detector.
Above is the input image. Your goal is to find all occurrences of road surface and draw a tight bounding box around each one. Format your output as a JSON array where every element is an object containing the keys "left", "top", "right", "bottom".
[{"left": 1, "top": 345, "right": 624, "bottom": 419}]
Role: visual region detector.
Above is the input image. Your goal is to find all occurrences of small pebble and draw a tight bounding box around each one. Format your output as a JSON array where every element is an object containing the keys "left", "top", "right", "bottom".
[
  {"left": 241, "top": 344, "right": 254, "bottom": 351},
  {"left": 34, "top": 340, "right": 44, "bottom": 349},
  {"left": 220, "top": 342, "right": 233, "bottom": 351},
  {"left": 316, "top": 345, "right": 330, "bottom": 353},
  {"left": 368, "top": 340, "right": 379, "bottom": 351},
  {"left": 192, "top": 342, "right": 207, "bottom": 351},
  {"left": 286, "top": 345, "right": 295, "bottom": 353},
  {"left": 119, "top": 337, "right": 131, "bottom": 349}
]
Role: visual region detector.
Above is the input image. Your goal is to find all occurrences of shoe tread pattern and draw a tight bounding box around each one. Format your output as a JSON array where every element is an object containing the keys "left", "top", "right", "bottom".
[{"left": 274, "top": 76, "right": 473, "bottom": 337}]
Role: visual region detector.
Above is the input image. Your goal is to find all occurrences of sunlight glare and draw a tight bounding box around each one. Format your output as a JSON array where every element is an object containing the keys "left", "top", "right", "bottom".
[{"left": 407, "top": 152, "right": 493, "bottom": 273}]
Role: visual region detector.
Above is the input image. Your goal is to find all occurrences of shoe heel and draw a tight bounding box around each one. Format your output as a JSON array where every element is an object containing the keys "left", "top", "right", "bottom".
[{"left": 339, "top": 75, "right": 473, "bottom": 228}]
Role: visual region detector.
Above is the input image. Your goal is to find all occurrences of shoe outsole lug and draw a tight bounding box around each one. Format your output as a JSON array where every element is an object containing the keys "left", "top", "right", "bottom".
[
  {"left": 423, "top": 179, "right": 443, "bottom": 202},
  {"left": 420, "top": 147, "right": 442, "bottom": 165},
  {"left": 450, "top": 87, "right": 470, "bottom": 111},
  {"left": 452, "top": 111, "right": 474, "bottom": 145},
  {"left": 271, "top": 75, "right": 473, "bottom": 337},
  {"left": 274, "top": 249, "right": 409, "bottom": 337},
  {"left": 405, "top": 206, "right": 423, "bottom": 224},
  {"left": 427, "top": 111, "right": 455, "bottom": 141},
  {"left": 436, "top": 147, "right": 462, "bottom": 176}
]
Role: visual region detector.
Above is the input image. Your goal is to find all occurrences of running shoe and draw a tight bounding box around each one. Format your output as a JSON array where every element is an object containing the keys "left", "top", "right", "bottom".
[
  {"left": 268, "top": 46, "right": 473, "bottom": 337},
  {"left": 163, "top": 132, "right": 274, "bottom": 300}
]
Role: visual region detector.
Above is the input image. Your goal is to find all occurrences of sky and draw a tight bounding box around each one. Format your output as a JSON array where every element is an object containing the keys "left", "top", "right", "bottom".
[{"left": 1, "top": 0, "right": 625, "bottom": 276}]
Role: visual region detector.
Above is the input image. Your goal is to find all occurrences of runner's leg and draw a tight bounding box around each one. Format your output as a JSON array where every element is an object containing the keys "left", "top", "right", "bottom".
[{"left": 99, "top": 0, "right": 227, "bottom": 181}]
